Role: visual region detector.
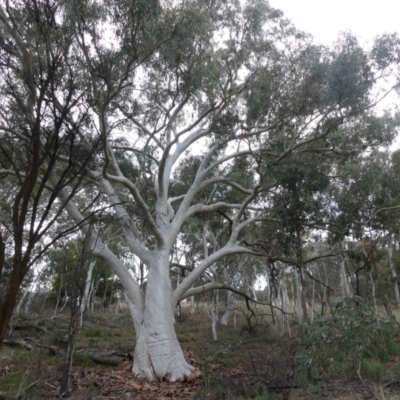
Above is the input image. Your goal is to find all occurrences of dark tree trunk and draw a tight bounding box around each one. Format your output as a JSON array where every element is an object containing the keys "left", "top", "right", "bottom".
[{"left": 0, "top": 261, "right": 25, "bottom": 347}]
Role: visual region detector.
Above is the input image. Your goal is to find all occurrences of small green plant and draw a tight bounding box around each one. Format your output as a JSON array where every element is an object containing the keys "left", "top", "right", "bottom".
[
  {"left": 360, "top": 359, "right": 384, "bottom": 381},
  {"left": 394, "top": 361, "right": 400, "bottom": 380},
  {"left": 296, "top": 296, "right": 398, "bottom": 385},
  {"left": 83, "top": 326, "right": 102, "bottom": 337},
  {"left": 74, "top": 352, "right": 96, "bottom": 367}
]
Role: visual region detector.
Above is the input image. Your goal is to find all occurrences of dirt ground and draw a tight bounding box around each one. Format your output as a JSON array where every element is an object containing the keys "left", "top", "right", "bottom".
[{"left": 1, "top": 306, "right": 400, "bottom": 399}]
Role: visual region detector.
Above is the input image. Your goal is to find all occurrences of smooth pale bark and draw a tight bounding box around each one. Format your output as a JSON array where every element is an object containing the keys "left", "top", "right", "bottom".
[
  {"left": 16, "top": 289, "right": 28, "bottom": 315},
  {"left": 278, "top": 284, "right": 284, "bottom": 336},
  {"left": 310, "top": 278, "right": 315, "bottom": 324},
  {"left": 339, "top": 242, "right": 350, "bottom": 297},
  {"left": 220, "top": 289, "right": 235, "bottom": 326},
  {"left": 190, "top": 289, "right": 196, "bottom": 314},
  {"left": 279, "top": 272, "right": 289, "bottom": 336},
  {"left": 24, "top": 291, "right": 35, "bottom": 315},
  {"left": 220, "top": 258, "right": 246, "bottom": 325},
  {"left": 299, "top": 266, "right": 308, "bottom": 323},
  {"left": 209, "top": 306, "right": 218, "bottom": 341},
  {"left": 60, "top": 295, "right": 69, "bottom": 313},
  {"left": 52, "top": 277, "right": 64, "bottom": 319},
  {"left": 387, "top": 239, "right": 400, "bottom": 308},
  {"left": 80, "top": 261, "right": 95, "bottom": 327},
  {"left": 131, "top": 253, "right": 194, "bottom": 381},
  {"left": 295, "top": 272, "right": 302, "bottom": 324},
  {"left": 369, "top": 271, "right": 378, "bottom": 316},
  {"left": 283, "top": 281, "right": 291, "bottom": 337},
  {"left": 265, "top": 272, "right": 276, "bottom": 325}
]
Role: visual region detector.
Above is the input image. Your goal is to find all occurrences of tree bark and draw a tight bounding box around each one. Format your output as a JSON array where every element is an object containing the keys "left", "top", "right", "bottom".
[
  {"left": 131, "top": 253, "right": 194, "bottom": 381},
  {"left": 221, "top": 268, "right": 235, "bottom": 325},
  {"left": 221, "top": 289, "right": 235, "bottom": 326},
  {"left": 339, "top": 242, "right": 350, "bottom": 297},
  {"left": 387, "top": 238, "right": 400, "bottom": 308},
  {"left": 80, "top": 261, "right": 95, "bottom": 327},
  {"left": 0, "top": 261, "right": 25, "bottom": 347}
]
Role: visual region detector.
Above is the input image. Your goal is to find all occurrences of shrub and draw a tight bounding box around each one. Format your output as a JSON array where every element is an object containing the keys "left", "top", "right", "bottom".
[{"left": 295, "top": 295, "right": 398, "bottom": 384}]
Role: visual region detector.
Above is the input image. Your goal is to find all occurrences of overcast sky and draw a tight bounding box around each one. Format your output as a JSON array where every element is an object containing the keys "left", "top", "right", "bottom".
[{"left": 269, "top": 0, "right": 400, "bottom": 45}]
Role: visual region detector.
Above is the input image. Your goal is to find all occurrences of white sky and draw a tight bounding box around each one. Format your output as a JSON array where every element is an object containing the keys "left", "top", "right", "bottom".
[{"left": 269, "top": 0, "right": 400, "bottom": 46}]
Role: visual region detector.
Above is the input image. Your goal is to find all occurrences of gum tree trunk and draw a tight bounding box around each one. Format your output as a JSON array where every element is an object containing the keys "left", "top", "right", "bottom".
[
  {"left": 388, "top": 238, "right": 400, "bottom": 308},
  {"left": 131, "top": 252, "right": 194, "bottom": 381}
]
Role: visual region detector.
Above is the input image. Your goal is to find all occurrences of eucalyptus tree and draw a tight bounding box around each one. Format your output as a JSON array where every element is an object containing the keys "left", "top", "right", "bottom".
[
  {"left": 320, "top": 149, "right": 400, "bottom": 307},
  {"left": 2, "top": 0, "right": 400, "bottom": 382},
  {"left": 0, "top": 0, "right": 101, "bottom": 347}
]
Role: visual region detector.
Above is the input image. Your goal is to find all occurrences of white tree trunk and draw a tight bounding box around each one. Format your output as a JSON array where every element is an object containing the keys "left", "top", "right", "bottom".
[
  {"left": 209, "top": 306, "right": 218, "bottom": 341},
  {"left": 24, "top": 291, "right": 35, "bottom": 314},
  {"left": 310, "top": 278, "right": 315, "bottom": 324},
  {"left": 190, "top": 292, "right": 195, "bottom": 314},
  {"left": 130, "top": 253, "right": 194, "bottom": 381},
  {"left": 116, "top": 291, "right": 122, "bottom": 314},
  {"left": 221, "top": 268, "right": 235, "bottom": 326},
  {"left": 278, "top": 283, "right": 284, "bottom": 336},
  {"left": 60, "top": 295, "right": 69, "bottom": 313},
  {"left": 388, "top": 238, "right": 400, "bottom": 308},
  {"left": 221, "top": 290, "right": 235, "bottom": 326},
  {"left": 339, "top": 242, "right": 350, "bottom": 297},
  {"left": 295, "top": 272, "right": 302, "bottom": 324},
  {"left": 370, "top": 270, "right": 378, "bottom": 315},
  {"left": 80, "top": 261, "right": 95, "bottom": 327},
  {"left": 16, "top": 289, "right": 28, "bottom": 315},
  {"left": 52, "top": 278, "right": 63, "bottom": 319}
]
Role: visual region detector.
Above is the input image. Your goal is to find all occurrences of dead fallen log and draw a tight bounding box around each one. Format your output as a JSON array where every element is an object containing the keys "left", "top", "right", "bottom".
[
  {"left": 12, "top": 324, "right": 45, "bottom": 332},
  {"left": 90, "top": 351, "right": 127, "bottom": 366},
  {"left": 3, "top": 339, "right": 33, "bottom": 350},
  {"left": 4, "top": 337, "right": 128, "bottom": 367}
]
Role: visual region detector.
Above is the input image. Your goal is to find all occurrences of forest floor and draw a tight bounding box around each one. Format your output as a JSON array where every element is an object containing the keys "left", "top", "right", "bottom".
[{"left": 1, "top": 305, "right": 400, "bottom": 399}]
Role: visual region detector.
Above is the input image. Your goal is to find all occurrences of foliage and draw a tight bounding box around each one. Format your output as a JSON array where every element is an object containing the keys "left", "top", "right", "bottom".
[
  {"left": 48, "top": 237, "right": 116, "bottom": 304},
  {"left": 296, "top": 296, "right": 399, "bottom": 384}
]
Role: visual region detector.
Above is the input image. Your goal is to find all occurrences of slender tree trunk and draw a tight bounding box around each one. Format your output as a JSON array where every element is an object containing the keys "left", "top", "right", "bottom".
[
  {"left": 310, "top": 278, "right": 315, "bottom": 324},
  {"left": 221, "top": 269, "right": 235, "bottom": 325},
  {"left": 295, "top": 272, "right": 302, "bottom": 324},
  {"left": 60, "top": 245, "right": 88, "bottom": 397},
  {"left": 370, "top": 271, "right": 378, "bottom": 315},
  {"left": 266, "top": 272, "right": 276, "bottom": 325},
  {"left": 101, "top": 280, "right": 108, "bottom": 310},
  {"left": 221, "top": 290, "right": 235, "bottom": 326},
  {"left": 53, "top": 278, "right": 63, "bottom": 319},
  {"left": 116, "top": 291, "right": 122, "bottom": 314},
  {"left": 299, "top": 266, "right": 308, "bottom": 323},
  {"left": 190, "top": 291, "right": 195, "bottom": 314},
  {"left": 80, "top": 261, "right": 95, "bottom": 327},
  {"left": 60, "top": 316, "right": 78, "bottom": 397},
  {"left": 60, "top": 294, "right": 69, "bottom": 313},
  {"left": 388, "top": 239, "right": 400, "bottom": 308},
  {"left": 209, "top": 297, "right": 218, "bottom": 341},
  {"left": 24, "top": 290, "right": 35, "bottom": 315},
  {"left": 16, "top": 289, "right": 28, "bottom": 315},
  {"left": 339, "top": 242, "right": 350, "bottom": 297},
  {"left": 279, "top": 282, "right": 284, "bottom": 336}
]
